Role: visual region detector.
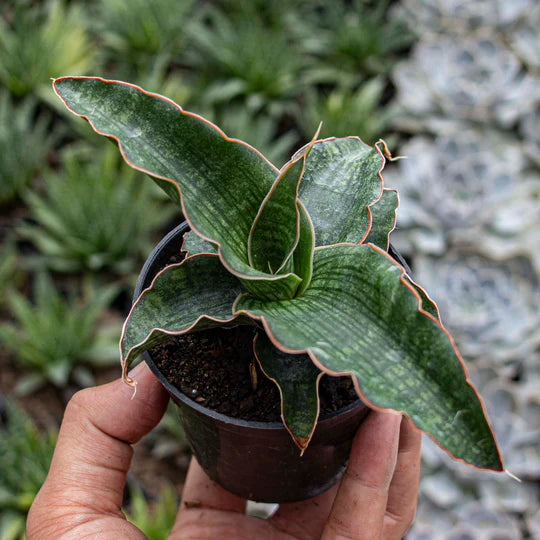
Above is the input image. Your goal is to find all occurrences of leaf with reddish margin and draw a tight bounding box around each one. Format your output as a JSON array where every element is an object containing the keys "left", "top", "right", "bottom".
[
  {"left": 235, "top": 244, "right": 503, "bottom": 470},
  {"left": 53, "top": 77, "right": 301, "bottom": 300},
  {"left": 181, "top": 230, "right": 217, "bottom": 256},
  {"left": 402, "top": 274, "right": 442, "bottom": 323},
  {"left": 364, "top": 189, "right": 398, "bottom": 250},
  {"left": 248, "top": 126, "right": 319, "bottom": 276},
  {"left": 248, "top": 157, "right": 304, "bottom": 274},
  {"left": 120, "top": 254, "right": 248, "bottom": 384},
  {"left": 292, "top": 201, "right": 315, "bottom": 296},
  {"left": 297, "top": 137, "right": 384, "bottom": 246},
  {"left": 254, "top": 332, "right": 322, "bottom": 452}
]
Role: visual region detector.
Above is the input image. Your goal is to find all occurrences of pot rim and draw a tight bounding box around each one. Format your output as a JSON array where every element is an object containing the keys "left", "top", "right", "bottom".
[{"left": 134, "top": 221, "right": 365, "bottom": 431}]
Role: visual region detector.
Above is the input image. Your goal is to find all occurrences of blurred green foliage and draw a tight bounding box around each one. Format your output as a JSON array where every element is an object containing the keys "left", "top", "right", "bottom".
[
  {"left": 0, "top": 238, "right": 20, "bottom": 310},
  {"left": 0, "top": 401, "right": 57, "bottom": 540},
  {"left": 125, "top": 483, "right": 178, "bottom": 540},
  {"left": 298, "top": 0, "right": 415, "bottom": 86},
  {"left": 0, "top": 0, "right": 96, "bottom": 98},
  {"left": 188, "top": 6, "right": 304, "bottom": 117},
  {"left": 0, "top": 91, "right": 59, "bottom": 204},
  {"left": 300, "top": 79, "right": 393, "bottom": 145},
  {"left": 92, "top": 0, "right": 196, "bottom": 77},
  {"left": 0, "top": 273, "right": 119, "bottom": 394},
  {"left": 21, "top": 146, "right": 176, "bottom": 274}
]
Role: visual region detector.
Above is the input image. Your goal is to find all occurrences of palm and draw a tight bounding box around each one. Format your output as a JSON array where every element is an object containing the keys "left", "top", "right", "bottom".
[{"left": 170, "top": 462, "right": 339, "bottom": 539}]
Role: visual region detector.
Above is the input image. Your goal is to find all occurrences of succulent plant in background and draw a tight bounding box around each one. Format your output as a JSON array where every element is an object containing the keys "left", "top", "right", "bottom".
[
  {"left": 0, "top": 237, "right": 20, "bottom": 310},
  {"left": 0, "top": 0, "right": 95, "bottom": 98},
  {"left": 53, "top": 76, "right": 505, "bottom": 472},
  {"left": 297, "top": 0, "right": 415, "bottom": 86},
  {"left": 20, "top": 145, "right": 177, "bottom": 275},
  {"left": 397, "top": 0, "right": 537, "bottom": 36},
  {"left": 382, "top": 130, "right": 526, "bottom": 255},
  {"left": 0, "top": 272, "right": 120, "bottom": 394},
  {"left": 92, "top": 0, "right": 196, "bottom": 77},
  {"left": 0, "top": 91, "right": 59, "bottom": 205},
  {"left": 0, "top": 400, "right": 57, "bottom": 540},
  {"left": 393, "top": 36, "right": 540, "bottom": 130},
  {"left": 187, "top": 6, "right": 303, "bottom": 117},
  {"left": 124, "top": 483, "right": 178, "bottom": 540}
]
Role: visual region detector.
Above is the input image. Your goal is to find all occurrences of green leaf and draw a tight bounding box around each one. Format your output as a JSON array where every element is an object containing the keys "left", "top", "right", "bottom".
[
  {"left": 254, "top": 332, "right": 322, "bottom": 452},
  {"left": 364, "top": 188, "right": 398, "bottom": 250},
  {"left": 248, "top": 157, "right": 304, "bottom": 274},
  {"left": 297, "top": 137, "right": 384, "bottom": 246},
  {"left": 293, "top": 201, "right": 315, "bottom": 296},
  {"left": 402, "top": 274, "right": 441, "bottom": 322},
  {"left": 235, "top": 244, "right": 502, "bottom": 470},
  {"left": 53, "top": 77, "right": 299, "bottom": 299},
  {"left": 121, "top": 255, "right": 246, "bottom": 383},
  {"left": 181, "top": 230, "right": 217, "bottom": 255},
  {"left": 248, "top": 127, "right": 318, "bottom": 275}
]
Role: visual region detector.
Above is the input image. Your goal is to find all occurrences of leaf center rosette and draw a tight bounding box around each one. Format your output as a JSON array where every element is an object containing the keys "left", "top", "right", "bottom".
[{"left": 53, "top": 77, "right": 503, "bottom": 470}]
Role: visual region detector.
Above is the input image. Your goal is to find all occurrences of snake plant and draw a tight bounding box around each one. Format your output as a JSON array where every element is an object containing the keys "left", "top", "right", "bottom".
[{"left": 53, "top": 76, "right": 503, "bottom": 472}]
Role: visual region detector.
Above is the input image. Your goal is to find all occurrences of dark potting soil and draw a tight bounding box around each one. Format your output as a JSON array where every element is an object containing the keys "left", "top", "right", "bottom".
[{"left": 151, "top": 324, "right": 360, "bottom": 423}]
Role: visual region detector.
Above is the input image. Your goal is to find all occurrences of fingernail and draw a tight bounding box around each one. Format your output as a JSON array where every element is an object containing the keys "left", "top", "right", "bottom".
[{"left": 128, "top": 361, "right": 148, "bottom": 379}]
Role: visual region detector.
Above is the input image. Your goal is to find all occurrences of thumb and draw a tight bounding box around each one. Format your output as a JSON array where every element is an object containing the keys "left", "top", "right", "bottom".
[{"left": 27, "top": 362, "right": 168, "bottom": 538}]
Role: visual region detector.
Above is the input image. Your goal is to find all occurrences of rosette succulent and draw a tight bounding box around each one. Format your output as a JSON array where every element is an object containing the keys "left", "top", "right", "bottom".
[{"left": 53, "top": 76, "right": 503, "bottom": 471}]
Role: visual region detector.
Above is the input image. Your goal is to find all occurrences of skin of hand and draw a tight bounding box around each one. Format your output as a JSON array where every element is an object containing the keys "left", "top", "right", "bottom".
[{"left": 27, "top": 361, "right": 421, "bottom": 540}]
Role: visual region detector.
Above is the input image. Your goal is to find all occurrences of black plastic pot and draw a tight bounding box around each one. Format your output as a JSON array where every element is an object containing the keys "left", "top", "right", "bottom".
[{"left": 134, "top": 222, "right": 370, "bottom": 503}]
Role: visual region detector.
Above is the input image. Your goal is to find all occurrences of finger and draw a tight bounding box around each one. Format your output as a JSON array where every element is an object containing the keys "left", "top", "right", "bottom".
[
  {"left": 383, "top": 416, "right": 422, "bottom": 539},
  {"left": 179, "top": 458, "right": 247, "bottom": 513},
  {"left": 34, "top": 362, "right": 168, "bottom": 514},
  {"left": 322, "top": 411, "right": 401, "bottom": 540},
  {"left": 269, "top": 483, "right": 338, "bottom": 538}
]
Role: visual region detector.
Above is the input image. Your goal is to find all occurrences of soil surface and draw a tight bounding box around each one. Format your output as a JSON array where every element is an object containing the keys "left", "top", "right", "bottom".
[{"left": 151, "top": 325, "right": 360, "bottom": 423}]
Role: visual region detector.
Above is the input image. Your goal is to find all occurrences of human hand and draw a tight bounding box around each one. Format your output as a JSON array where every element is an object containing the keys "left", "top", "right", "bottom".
[{"left": 27, "top": 362, "right": 421, "bottom": 539}]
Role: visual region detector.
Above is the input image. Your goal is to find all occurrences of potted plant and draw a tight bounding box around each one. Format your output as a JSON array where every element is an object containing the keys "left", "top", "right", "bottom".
[{"left": 52, "top": 76, "right": 504, "bottom": 503}]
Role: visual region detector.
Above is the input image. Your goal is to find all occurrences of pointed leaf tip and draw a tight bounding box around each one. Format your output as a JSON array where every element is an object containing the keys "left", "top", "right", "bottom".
[{"left": 254, "top": 332, "right": 321, "bottom": 451}]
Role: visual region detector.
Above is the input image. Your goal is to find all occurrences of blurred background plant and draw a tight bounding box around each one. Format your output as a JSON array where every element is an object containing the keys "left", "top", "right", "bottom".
[
  {"left": 0, "top": 399, "right": 57, "bottom": 540},
  {"left": 295, "top": 0, "right": 414, "bottom": 87},
  {"left": 91, "top": 0, "right": 196, "bottom": 80},
  {"left": 0, "top": 0, "right": 96, "bottom": 99},
  {"left": 124, "top": 483, "right": 178, "bottom": 540},
  {"left": 0, "top": 90, "right": 60, "bottom": 205},
  {"left": 0, "top": 273, "right": 120, "bottom": 394},
  {"left": 0, "top": 0, "right": 537, "bottom": 535},
  {"left": 20, "top": 146, "right": 177, "bottom": 275},
  {"left": 187, "top": 4, "right": 304, "bottom": 118}
]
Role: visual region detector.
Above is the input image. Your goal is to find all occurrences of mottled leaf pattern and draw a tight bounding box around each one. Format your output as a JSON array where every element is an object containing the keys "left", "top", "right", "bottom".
[
  {"left": 121, "top": 255, "right": 245, "bottom": 381},
  {"left": 292, "top": 201, "right": 315, "bottom": 296},
  {"left": 53, "top": 77, "right": 299, "bottom": 297},
  {"left": 182, "top": 230, "right": 217, "bottom": 255},
  {"left": 364, "top": 189, "right": 398, "bottom": 250},
  {"left": 254, "top": 332, "right": 322, "bottom": 452},
  {"left": 298, "top": 137, "right": 383, "bottom": 246},
  {"left": 236, "top": 244, "right": 502, "bottom": 470},
  {"left": 55, "top": 77, "right": 502, "bottom": 469},
  {"left": 248, "top": 157, "right": 304, "bottom": 274}
]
